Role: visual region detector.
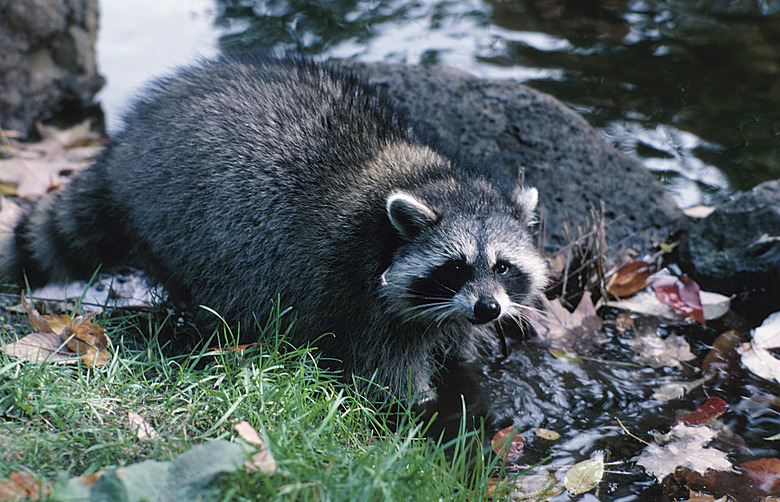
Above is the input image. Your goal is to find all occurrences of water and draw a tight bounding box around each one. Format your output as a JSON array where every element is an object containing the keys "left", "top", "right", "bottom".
[{"left": 97, "top": 0, "right": 780, "bottom": 208}]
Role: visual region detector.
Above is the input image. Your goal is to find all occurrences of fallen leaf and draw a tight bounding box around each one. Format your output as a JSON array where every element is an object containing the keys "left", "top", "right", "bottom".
[
  {"left": 652, "top": 273, "right": 706, "bottom": 326},
  {"left": 0, "top": 471, "right": 50, "bottom": 501},
  {"left": 0, "top": 294, "right": 111, "bottom": 366},
  {"left": 739, "top": 458, "right": 780, "bottom": 494},
  {"left": 606, "top": 260, "right": 656, "bottom": 297},
  {"left": 564, "top": 451, "right": 605, "bottom": 495},
  {"left": 635, "top": 424, "right": 734, "bottom": 482},
  {"left": 652, "top": 377, "right": 707, "bottom": 401},
  {"left": 491, "top": 426, "right": 525, "bottom": 462},
  {"left": 533, "top": 428, "right": 561, "bottom": 441},
  {"left": 682, "top": 205, "right": 717, "bottom": 219},
  {"left": 59, "top": 311, "right": 111, "bottom": 366},
  {"left": 753, "top": 311, "right": 780, "bottom": 349},
  {"left": 675, "top": 397, "right": 729, "bottom": 426},
  {"left": 607, "top": 290, "right": 730, "bottom": 323},
  {"left": 490, "top": 472, "right": 563, "bottom": 500},
  {"left": 739, "top": 345, "right": 780, "bottom": 385},
  {"left": 54, "top": 439, "right": 254, "bottom": 501},
  {"left": 702, "top": 330, "right": 747, "bottom": 390},
  {"left": 1, "top": 331, "right": 78, "bottom": 364},
  {"left": 631, "top": 333, "right": 695, "bottom": 368},
  {"left": 127, "top": 412, "right": 161, "bottom": 441},
  {"left": 529, "top": 291, "right": 606, "bottom": 352},
  {"left": 0, "top": 120, "right": 103, "bottom": 197},
  {"left": 234, "top": 420, "right": 277, "bottom": 474}
]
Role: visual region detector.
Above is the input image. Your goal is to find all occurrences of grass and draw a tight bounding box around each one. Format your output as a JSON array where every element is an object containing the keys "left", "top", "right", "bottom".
[{"left": 0, "top": 299, "right": 506, "bottom": 501}]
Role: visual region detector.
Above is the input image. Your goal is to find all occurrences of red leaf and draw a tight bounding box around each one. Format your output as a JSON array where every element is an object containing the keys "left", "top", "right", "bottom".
[
  {"left": 652, "top": 274, "right": 706, "bottom": 326},
  {"left": 739, "top": 458, "right": 780, "bottom": 494},
  {"left": 606, "top": 261, "right": 656, "bottom": 297},
  {"left": 491, "top": 426, "right": 525, "bottom": 462},
  {"left": 675, "top": 397, "right": 729, "bottom": 426}
]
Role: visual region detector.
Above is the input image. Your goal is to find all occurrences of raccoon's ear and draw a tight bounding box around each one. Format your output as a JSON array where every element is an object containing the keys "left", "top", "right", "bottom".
[
  {"left": 386, "top": 191, "right": 439, "bottom": 241},
  {"left": 512, "top": 186, "right": 539, "bottom": 225}
]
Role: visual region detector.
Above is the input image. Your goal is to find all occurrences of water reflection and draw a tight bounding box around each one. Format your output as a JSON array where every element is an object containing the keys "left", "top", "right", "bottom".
[{"left": 213, "top": 0, "right": 780, "bottom": 206}]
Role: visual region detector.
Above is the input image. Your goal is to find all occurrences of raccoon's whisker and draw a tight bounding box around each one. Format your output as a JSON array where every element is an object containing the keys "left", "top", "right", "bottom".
[{"left": 396, "top": 302, "right": 453, "bottom": 325}]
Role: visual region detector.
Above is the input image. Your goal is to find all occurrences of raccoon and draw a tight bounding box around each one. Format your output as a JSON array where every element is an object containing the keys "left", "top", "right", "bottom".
[{"left": 1, "top": 55, "right": 547, "bottom": 400}]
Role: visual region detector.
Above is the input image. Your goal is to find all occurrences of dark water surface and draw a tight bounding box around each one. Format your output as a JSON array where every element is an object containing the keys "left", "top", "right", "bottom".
[{"left": 99, "top": 0, "right": 780, "bottom": 208}]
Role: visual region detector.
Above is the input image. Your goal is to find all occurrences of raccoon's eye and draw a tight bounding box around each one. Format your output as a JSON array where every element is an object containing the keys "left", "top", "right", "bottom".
[{"left": 493, "top": 262, "right": 511, "bottom": 275}]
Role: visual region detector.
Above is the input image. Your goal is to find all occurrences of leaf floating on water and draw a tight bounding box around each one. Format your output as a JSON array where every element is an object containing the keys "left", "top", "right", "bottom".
[
  {"left": 607, "top": 290, "right": 729, "bottom": 323},
  {"left": 564, "top": 451, "right": 604, "bottom": 495},
  {"left": 652, "top": 377, "right": 707, "bottom": 401},
  {"left": 491, "top": 426, "right": 525, "bottom": 462},
  {"left": 529, "top": 291, "right": 606, "bottom": 353},
  {"left": 533, "top": 428, "right": 561, "bottom": 441},
  {"left": 738, "top": 311, "right": 780, "bottom": 385},
  {"left": 606, "top": 260, "right": 655, "bottom": 297},
  {"left": 631, "top": 333, "right": 695, "bottom": 368},
  {"left": 652, "top": 273, "right": 706, "bottom": 326},
  {"left": 739, "top": 457, "right": 780, "bottom": 494},
  {"left": 752, "top": 311, "right": 780, "bottom": 349},
  {"left": 675, "top": 397, "right": 729, "bottom": 426},
  {"left": 634, "top": 424, "right": 734, "bottom": 482}
]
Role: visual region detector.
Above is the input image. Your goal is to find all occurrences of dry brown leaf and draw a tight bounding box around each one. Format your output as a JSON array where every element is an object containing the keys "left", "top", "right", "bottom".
[
  {"left": 127, "top": 412, "right": 161, "bottom": 441},
  {"left": 606, "top": 260, "right": 655, "bottom": 298},
  {"left": 529, "top": 291, "right": 606, "bottom": 353},
  {"left": 233, "top": 421, "right": 277, "bottom": 474},
  {"left": 1, "top": 293, "right": 112, "bottom": 366},
  {"left": 1, "top": 331, "right": 78, "bottom": 364},
  {"left": 491, "top": 426, "right": 525, "bottom": 462},
  {"left": 59, "top": 311, "right": 111, "bottom": 366},
  {"left": 0, "top": 471, "right": 50, "bottom": 501},
  {"left": 0, "top": 120, "right": 104, "bottom": 197}
]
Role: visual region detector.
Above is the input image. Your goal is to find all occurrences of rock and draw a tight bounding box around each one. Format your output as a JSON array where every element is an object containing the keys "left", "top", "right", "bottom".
[
  {"left": 680, "top": 179, "right": 780, "bottom": 319},
  {"left": 0, "top": 0, "right": 104, "bottom": 136},
  {"left": 348, "top": 62, "right": 687, "bottom": 254}
]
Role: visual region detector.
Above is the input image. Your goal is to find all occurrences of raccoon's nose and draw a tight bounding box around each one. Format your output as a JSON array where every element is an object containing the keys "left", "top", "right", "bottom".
[{"left": 473, "top": 298, "right": 501, "bottom": 323}]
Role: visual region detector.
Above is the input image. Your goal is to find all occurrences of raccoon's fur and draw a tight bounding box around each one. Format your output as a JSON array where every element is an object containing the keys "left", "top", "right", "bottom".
[{"left": 1, "top": 55, "right": 547, "bottom": 399}]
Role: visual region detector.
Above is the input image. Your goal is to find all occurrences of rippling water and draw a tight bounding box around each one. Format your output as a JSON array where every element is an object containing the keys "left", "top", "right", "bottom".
[{"left": 98, "top": 0, "right": 779, "bottom": 208}]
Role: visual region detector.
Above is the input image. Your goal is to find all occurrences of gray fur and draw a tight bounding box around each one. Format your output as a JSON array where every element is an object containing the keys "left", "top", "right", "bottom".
[{"left": 1, "top": 55, "right": 547, "bottom": 400}]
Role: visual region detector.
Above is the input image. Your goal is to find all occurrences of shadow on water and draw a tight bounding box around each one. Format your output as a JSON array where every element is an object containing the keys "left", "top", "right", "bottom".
[{"left": 213, "top": 0, "right": 780, "bottom": 207}]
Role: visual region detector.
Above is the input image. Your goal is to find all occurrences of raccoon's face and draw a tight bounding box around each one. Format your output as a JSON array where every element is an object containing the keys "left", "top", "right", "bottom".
[{"left": 379, "top": 184, "right": 547, "bottom": 330}]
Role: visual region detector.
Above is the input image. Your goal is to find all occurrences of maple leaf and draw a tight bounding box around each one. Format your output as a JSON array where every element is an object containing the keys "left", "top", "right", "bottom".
[
  {"left": 739, "top": 311, "right": 780, "bottom": 385},
  {"left": 635, "top": 424, "right": 735, "bottom": 482},
  {"left": 630, "top": 333, "right": 695, "bottom": 368},
  {"left": 529, "top": 291, "right": 606, "bottom": 352}
]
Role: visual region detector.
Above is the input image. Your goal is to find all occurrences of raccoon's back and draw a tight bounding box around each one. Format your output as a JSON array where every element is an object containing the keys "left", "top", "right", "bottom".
[{"left": 96, "top": 56, "right": 429, "bottom": 332}]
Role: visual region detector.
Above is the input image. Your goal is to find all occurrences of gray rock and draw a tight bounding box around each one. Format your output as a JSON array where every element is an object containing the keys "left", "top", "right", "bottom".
[
  {"left": 680, "top": 179, "right": 780, "bottom": 318},
  {"left": 348, "top": 62, "right": 687, "bottom": 254},
  {"left": 0, "top": 0, "right": 103, "bottom": 136}
]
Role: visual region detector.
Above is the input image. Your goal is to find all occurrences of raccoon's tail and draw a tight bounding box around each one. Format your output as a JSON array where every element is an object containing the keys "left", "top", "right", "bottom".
[{"left": 0, "top": 168, "right": 130, "bottom": 287}]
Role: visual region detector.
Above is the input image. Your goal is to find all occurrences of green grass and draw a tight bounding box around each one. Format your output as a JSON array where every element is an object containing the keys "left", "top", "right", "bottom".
[{"left": 0, "top": 302, "right": 504, "bottom": 501}]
